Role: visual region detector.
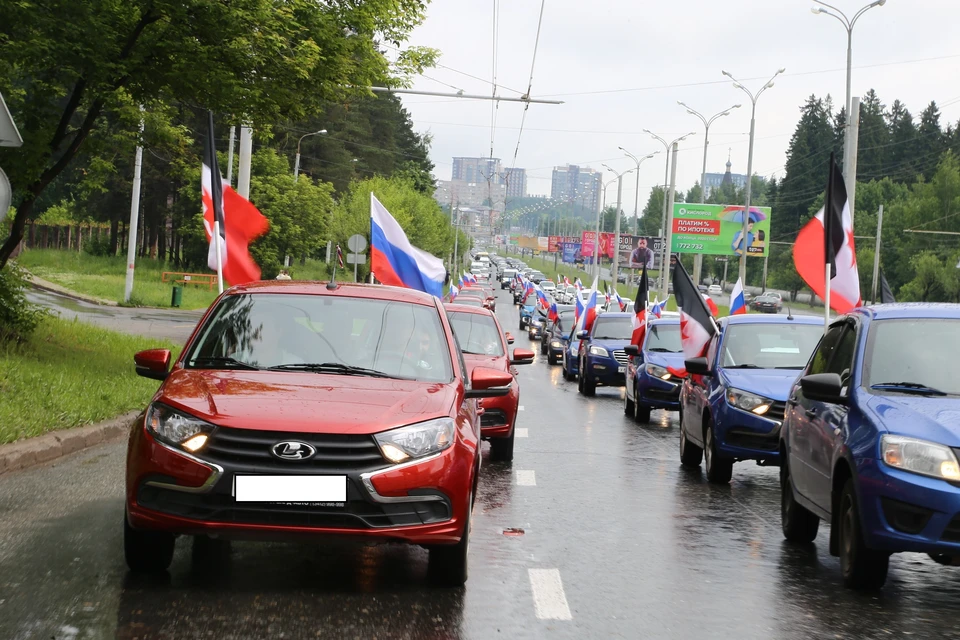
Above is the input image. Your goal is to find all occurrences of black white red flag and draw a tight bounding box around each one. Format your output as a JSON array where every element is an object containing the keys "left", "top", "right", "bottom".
[
  {"left": 630, "top": 262, "right": 649, "bottom": 347},
  {"left": 673, "top": 258, "right": 717, "bottom": 360}
]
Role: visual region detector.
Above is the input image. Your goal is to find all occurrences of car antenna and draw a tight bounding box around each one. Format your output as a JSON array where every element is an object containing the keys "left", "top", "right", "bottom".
[{"left": 786, "top": 305, "right": 794, "bottom": 320}]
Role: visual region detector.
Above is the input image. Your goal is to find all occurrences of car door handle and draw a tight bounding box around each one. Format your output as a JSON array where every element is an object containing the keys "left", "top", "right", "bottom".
[
  {"left": 804, "top": 408, "right": 818, "bottom": 419},
  {"left": 788, "top": 397, "right": 799, "bottom": 406}
]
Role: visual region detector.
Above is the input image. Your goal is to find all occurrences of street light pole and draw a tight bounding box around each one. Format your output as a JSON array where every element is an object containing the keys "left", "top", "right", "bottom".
[
  {"left": 677, "top": 102, "right": 741, "bottom": 286},
  {"left": 618, "top": 148, "right": 660, "bottom": 236},
  {"left": 723, "top": 67, "right": 785, "bottom": 286},
  {"left": 603, "top": 165, "right": 633, "bottom": 289},
  {"left": 812, "top": 0, "right": 887, "bottom": 224},
  {"left": 644, "top": 130, "right": 696, "bottom": 292},
  {"left": 294, "top": 129, "right": 328, "bottom": 182}
]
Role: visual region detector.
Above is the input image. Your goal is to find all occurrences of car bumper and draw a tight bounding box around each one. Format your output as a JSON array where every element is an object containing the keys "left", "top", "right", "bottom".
[
  {"left": 547, "top": 340, "right": 566, "bottom": 357},
  {"left": 528, "top": 325, "right": 543, "bottom": 338},
  {"left": 125, "top": 419, "right": 471, "bottom": 545},
  {"left": 585, "top": 355, "right": 626, "bottom": 387},
  {"left": 636, "top": 372, "right": 681, "bottom": 410},
  {"left": 479, "top": 386, "right": 519, "bottom": 438},
  {"left": 714, "top": 403, "right": 781, "bottom": 461},
  {"left": 855, "top": 458, "right": 960, "bottom": 555}
]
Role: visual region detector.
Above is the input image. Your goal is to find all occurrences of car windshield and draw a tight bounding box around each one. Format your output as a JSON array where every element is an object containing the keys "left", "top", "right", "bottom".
[
  {"left": 447, "top": 312, "right": 504, "bottom": 357},
  {"left": 557, "top": 310, "right": 575, "bottom": 327},
  {"left": 542, "top": 281, "right": 555, "bottom": 288},
  {"left": 864, "top": 318, "right": 960, "bottom": 395},
  {"left": 645, "top": 324, "right": 682, "bottom": 352},
  {"left": 184, "top": 293, "right": 453, "bottom": 382},
  {"left": 721, "top": 323, "right": 823, "bottom": 369},
  {"left": 456, "top": 297, "right": 484, "bottom": 307},
  {"left": 592, "top": 317, "right": 634, "bottom": 340}
]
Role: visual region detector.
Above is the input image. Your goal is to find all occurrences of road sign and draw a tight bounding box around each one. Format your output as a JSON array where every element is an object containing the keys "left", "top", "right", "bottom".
[
  {"left": 347, "top": 234, "right": 367, "bottom": 253},
  {"left": 346, "top": 253, "right": 366, "bottom": 265}
]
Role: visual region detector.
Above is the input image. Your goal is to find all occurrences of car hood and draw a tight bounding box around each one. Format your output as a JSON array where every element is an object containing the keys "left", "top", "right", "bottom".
[
  {"left": 521, "top": 305, "right": 536, "bottom": 313},
  {"left": 158, "top": 369, "right": 455, "bottom": 435},
  {"left": 864, "top": 393, "right": 960, "bottom": 448},
  {"left": 645, "top": 351, "right": 687, "bottom": 370},
  {"left": 591, "top": 338, "right": 631, "bottom": 352},
  {"left": 719, "top": 368, "right": 803, "bottom": 402}
]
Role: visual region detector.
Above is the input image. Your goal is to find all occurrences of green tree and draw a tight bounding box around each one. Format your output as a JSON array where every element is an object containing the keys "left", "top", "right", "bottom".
[
  {"left": 856, "top": 89, "right": 890, "bottom": 182},
  {"left": 0, "top": 0, "right": 432, "bottom": 268},
  {"left": 898, "top": 252, "right": 947, "bottom": 301},
  {"left": 916, "top": 101, "right": 947, "bottom": 181},
  {"left": 886, "top": 99, "right": 918, "bottom": 182}
]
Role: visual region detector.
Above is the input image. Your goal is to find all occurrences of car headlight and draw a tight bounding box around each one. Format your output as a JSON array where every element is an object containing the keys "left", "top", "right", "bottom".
[
  {"left": 646, "top": 363, "right": 671, "bottom": 380},
  {"left": 726, "top": 387, "right": 773, "bottom": 415},
  {"left": 145, "top": 403, "right": 215, "bottom": 452},
  {"left": 589, "top": 346, "right": 609, "bottom": 357},
  {"left": 374, "top": 418, "right": 455, "bottom": 464},
  {"left": 881, "top": 435, "right": 960, "bottom": 481},
  {"left": 551, "top": 341, "right": 563, "bottom": 348}
]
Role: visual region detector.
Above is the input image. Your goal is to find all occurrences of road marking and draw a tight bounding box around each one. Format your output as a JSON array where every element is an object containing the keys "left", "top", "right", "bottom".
[
  {"left": 516, "top": 470, "right": 536, "bottom": 486},
  {"left": 529, "top": 568, "right": 573, "bottom": 620},
  {"left": 518, "top": 405, "right": 525, "bottom": 411},
  {"left": 516, "top": 428, "right": 529, "bottom": 438}
]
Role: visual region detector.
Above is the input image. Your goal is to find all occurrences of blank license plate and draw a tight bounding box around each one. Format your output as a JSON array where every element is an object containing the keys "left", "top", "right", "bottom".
[
  {"left": 618, "top": 366, "right": 626, "bottom": 373},
  {"left": 234, "top": 475, "right": 346, "bottom": 503}
]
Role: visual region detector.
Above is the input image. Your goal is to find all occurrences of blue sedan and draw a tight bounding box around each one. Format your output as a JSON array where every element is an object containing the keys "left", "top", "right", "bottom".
[
  {"left": 624, "top": 318, "right": 686, "bottom": 423},
  {"left": 780, "top": 303, "right": 960, "bottom": 590},
  {"left": 680, "top": 314, "right": 824, "bottom": 483},
  {"left": 577, "top": 312, "right": 634, "bottom": 396},
  {"left": 561, "top": 326, "right": 581, "bottom": 381}
]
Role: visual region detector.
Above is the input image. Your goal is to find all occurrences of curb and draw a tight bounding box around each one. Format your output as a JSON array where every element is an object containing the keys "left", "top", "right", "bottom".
[
  {"left": 27, "top": 275, "right": 118, "bottom": 306},
  {"left": 0, "top": 411, "right": 139, "bottom": 476}
]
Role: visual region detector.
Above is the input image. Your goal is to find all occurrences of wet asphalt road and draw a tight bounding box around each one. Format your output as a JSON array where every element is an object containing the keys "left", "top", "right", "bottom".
[{"left": 3, "top": 289, "right": 960, "bottom": 639}]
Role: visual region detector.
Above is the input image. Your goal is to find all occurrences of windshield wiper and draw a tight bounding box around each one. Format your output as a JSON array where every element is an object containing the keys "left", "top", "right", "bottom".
[
  {"left": 776, "top": 366, "right": 804, "bottom": 369},
  {"left": 188, "top": 356, "right": 261, "bottom": 371},
  {"left": 648, "top": 347, "right": 677, "bottom": 353},
  {"left": 267, "top": 362, "right": 395, "bottom": 378},
  {"left": 870, "top": 382, "right": 947, "bottom": 396},
  {"left": 726, "top": 364, "right": 762, "bottom": 369}
]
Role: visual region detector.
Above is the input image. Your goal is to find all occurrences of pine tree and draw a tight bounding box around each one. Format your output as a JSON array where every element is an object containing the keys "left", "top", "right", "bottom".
[
  {"left": 776, "top": 95, "right": 835, "bottom": 238},
  {"left": 886, "top": 99, "right": 918, "bottom": 182},
  {"left": 856, "top": 89, "right": 890, "bottom": 182},
  {"left": 916, "top": 101, "right": 946, "bottom": 180}
]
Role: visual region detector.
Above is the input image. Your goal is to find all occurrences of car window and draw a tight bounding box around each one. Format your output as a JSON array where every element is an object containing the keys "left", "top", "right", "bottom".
[
  {"left": 826, "top": 324, "right": 858, "bottom": 384},
  {"left": 645, "top": 323, "right": 682, "bottom": 353},
  {"left": 186, "top": 293, "right": 453, "bottom": 382},
  {"left": 721, "top": 323, "right": 823, "bottom": 369},
  {"left": 447, "top": 312, "right": 504, "bottom": 356},
  {"left": 591, "top": 317, "right": 633, "bottom": 340},
  {"left": 807, "top": 323, "right": 845, "bottom": 376},
  {"left": 863, "top": 318, "right": 960, "bottom": 394}
]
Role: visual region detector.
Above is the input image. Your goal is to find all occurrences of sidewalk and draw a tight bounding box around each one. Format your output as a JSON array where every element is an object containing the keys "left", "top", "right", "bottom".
[{"left": 27, "top": 274, "right": 118, "bottom": 306}]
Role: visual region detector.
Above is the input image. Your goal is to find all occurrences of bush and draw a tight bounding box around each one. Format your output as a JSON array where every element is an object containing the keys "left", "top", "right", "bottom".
[
  {"left": 83, "top": 234, "right": 114, "bottom": 257},
  {"left": 0, "top": 263, "right": 45, "bottom": 343}
]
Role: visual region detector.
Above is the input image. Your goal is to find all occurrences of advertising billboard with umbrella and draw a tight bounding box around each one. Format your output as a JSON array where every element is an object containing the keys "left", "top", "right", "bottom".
[{"left": 670, "top": 203, "right": 772, "bottom": 257}]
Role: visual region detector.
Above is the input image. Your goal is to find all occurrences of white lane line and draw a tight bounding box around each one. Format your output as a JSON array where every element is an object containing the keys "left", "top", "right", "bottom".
[
  {"left": 516, "top": 428, "right": 529, "bottom": 438},
  {"left": 516, "top": 470, "right": 536, "bottom": 486},
  {"left": 529, "top": 568, "right": 573, "bottom": 620},
  {"left": 518, "top": 405, "right": 525, "bottom": 411}
]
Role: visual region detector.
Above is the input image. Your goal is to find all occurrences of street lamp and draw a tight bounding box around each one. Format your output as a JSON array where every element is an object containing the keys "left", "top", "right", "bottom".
[
  {"left": 643, "top": 130, "right": 696, "bottom": 292},
  {"left": 722, "top": 67, "right": 785, "bottom": 286},
  {"left": 602, "top": 164, "right": 634, "bottom": 285},
  {"left": 677, "top": 101, "right": 741, "bottom": 284},
  {"left": 618, "top": 148, "right": 660, "bottom": 235},
  {"left": 293, "top": 129, "right": 328, "bottom": 181},
  {"left": 812, "top": 0, "right": 887, "bottom": 222}
]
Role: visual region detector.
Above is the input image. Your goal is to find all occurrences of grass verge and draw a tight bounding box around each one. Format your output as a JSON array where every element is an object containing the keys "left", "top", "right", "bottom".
[
  {"left": 0, "top": 315, "right": 180, "bottom": 444},
  {"left": 15, "top": 249, "right": 333, "bottom": 310}
]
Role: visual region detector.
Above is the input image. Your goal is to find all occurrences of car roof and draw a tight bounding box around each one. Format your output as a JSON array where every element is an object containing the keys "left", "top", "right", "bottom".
[
  {"left": 225, "top": 281, "right": 438, "bottom": 306},
  {"left": 852, "top": 302, "right": 960, "bottom": 321},
  {"left": 649, "top": 317, "right": 680, "bottom": 326},
  {"left": 443, "top": 303, "right": 497, "bottom": 316},
  {"left": 594, "top": 311, "right": 633, "bottom": 320},
  {"left": 720, "top": 313, "right": 823, "bottom": 326}
]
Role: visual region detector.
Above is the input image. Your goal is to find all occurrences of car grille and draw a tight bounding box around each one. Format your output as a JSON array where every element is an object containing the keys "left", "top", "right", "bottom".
[
  {"left": 612, "top": 350, "right": 629, "bottom": 365},
  {"left": 765, "top": 401, "right": 786, "bottom": 423},
  {"left": 480, "top": 409, "right": 508, "bottom": 428},
  {"left": 137, "top": 482, "right": 451, "bottom": 529},
  {"left": 645, "top": 387, "right": 681, "bottom": 402},
  {"left": 725, "top": 427, "right": 780, "bottom": 452},
  {"left": 202, "top": 427, "right": 385, "bottom": 474}
]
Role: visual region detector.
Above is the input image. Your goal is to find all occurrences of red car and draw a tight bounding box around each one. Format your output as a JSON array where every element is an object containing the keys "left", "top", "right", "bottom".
[
  {"left": 461, "top": 285, "right": 496, "bottom": 311},
  {"left": 125, "top": 282, "right": 513, "bottom": 585},
  {"left": 444, "top": 304, "right": 534, "bottom": 461}
]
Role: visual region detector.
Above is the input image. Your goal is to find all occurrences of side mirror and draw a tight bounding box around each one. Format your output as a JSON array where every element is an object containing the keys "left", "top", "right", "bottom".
[
  {"left": 577, "top": 330, "right": 588, "bottom": 339},
  {"left": 800, "top": 373, "right": 846, "bottom": 404},
  {"left": 510, "top": 348, "right": 535, "bottom": 365},
  {"left": 135, "top": 349, "right": 172, "bottom": 381},
  {"left": 465, "top": 367, "right": 514, "bottom": 399},
  {"left": 505, "top": 332, "right": 515, "bottom": 344},
  {"left": 684, "top": 356, "right": 711, "bottom": 376},
  {"left": 623, "top": 344, "right": 639, "bottom": 356}
]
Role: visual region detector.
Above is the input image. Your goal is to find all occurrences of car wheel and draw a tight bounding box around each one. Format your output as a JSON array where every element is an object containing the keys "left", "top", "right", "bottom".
[
  {"left": 704, "top": 420, "right": 733, "bottom": 484},
  {"left": 780, "top": 458, "right": 820, "bottom": 543},
  {"left": 429, "top": 492, "right": 472, "bottom": 586},
  {"left": 624, "top": 386, "right": 635, "bottom": 416},
  {"left": 635, "top": 405, "right": 651, "bottom": 423},
  {"left": 519, "top": 319, "right": 526, "bottom": 329},
  {"left": 490, "top": 428, "right": 515, "bottom": 462},
  {"left": 548, "top": 351, "right": 558, "bottom": 366},
  {"left": 679, "top": 424, "right": 703, "bottom": 467},
  {"left": 540, "top": 340, "right": 548, "bottom": 355},
  {"left": 124, "top": 512, "right": 175, "bottom": 573},
  {"left": 577, "top": 366, "right": 585, "bottom": 393},
  {"left": 839, "top": 478, "right": 889, "bottom": 590},
  {"left": 580, "top": 362, "right": 596, "bottom": 396}
]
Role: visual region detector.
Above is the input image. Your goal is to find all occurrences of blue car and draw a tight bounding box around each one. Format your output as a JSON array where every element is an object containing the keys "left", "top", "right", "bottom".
[
  {"left": 561, "top": 325, "right": 581, "bottom": 381},
  {"left": 519, "top": 297, "right": 536, "bottom": 330},
  {"left": 623, "top": 317, "right": 686, "bottom": 422},
  {"left": 680, "top": 314, "right": 824, "bottom": 483},
  {"left": 780, "top": 304, "right": 960, "bottom": 590},
  {"left": 577, "top": 312, "right": 634, "bottom": 396}
]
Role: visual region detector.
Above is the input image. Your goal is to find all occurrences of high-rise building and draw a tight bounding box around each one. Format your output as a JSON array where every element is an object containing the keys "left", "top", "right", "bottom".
[
  {"left": 550, "top": 164, "right": 602, "bottom": 213},
  {"left": 434, "top": 179, "right": 506, "bottom": 213},
  {"left": 452, "top": 157, "right": 502, "bottom": 184},
  {"left": 504, "top": 167, "right": 527, "bottom": 199},
  {"left": 703, "top": 152, "right": 747, "bottom": 197}
]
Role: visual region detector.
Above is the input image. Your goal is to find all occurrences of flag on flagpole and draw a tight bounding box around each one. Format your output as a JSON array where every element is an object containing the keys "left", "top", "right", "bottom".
[
  {"left": 449, "top": 283, "right": 459, "bottom": 301},
  {"left": 793, "top": 153, "right": 861, "bottom": 316},
  {"left": 336, "top": 244, "right": 345, "bottom": 269},
  {"left": 879, "top": 269, "right": 896, "bottom": 304},
  {"left": 729, "top": 278, "right": 747, "bottom": 315},
  {"left": 673, "top": 259, "right": 718, "bottom": 361},
  {"left": 702, "top": 294, "right": 719, "bottom": 317},
  {"left": 651, "top": 296, "right": 666, "bottom": 319},
  {"left": 370, "top": 194, "right": 446, "bottom": 297},
  {"left": 202, "top": 112, "right": 269, "bottom": 288},
  {"left": 630, "top": 262, "right": 649, "bottom": 347}
]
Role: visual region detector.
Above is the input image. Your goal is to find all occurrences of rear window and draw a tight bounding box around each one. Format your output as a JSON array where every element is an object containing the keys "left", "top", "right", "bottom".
[
  {"left": 645, "top": 324, "right": 682, "bottom": 353},
  {"left": 447, "top": 311, "right": 504, "bottom": 357},
  {"left": 591, "top": 317, "right": 634, "bottom": 340}
]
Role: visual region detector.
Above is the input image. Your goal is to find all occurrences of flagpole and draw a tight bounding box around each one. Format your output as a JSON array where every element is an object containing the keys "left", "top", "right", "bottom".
[
  {"left": 214, "top": 220, "right": 224, "bottom": 294},
  {"left": 823, "top": 152, "right": 835, "bottom": 333}
]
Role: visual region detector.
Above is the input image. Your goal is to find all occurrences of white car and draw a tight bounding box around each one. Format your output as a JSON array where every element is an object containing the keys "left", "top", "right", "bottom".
[
  {"left": 541, "top": 281, "right": 557, "bottom": 293},
  {"left": 708, "top": 284, "right": 723, "bottom": 296}
]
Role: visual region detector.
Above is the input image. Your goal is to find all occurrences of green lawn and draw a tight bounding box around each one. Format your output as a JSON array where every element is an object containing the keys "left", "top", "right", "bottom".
[
  {"left": 0, "top": 315, "right": 180, "bottom": 444},
  {"left": 15, "top": 249, "right": 333, "bottom": 310}
]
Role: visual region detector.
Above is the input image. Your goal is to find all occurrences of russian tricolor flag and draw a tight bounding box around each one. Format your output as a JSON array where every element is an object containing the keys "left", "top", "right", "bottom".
[
  {"left": 651, "top": 297, "right": 666, "bottom": 318},
  {"left": 535, "top": 284, "right": 549, "bottom": 309},
  {"left": 371, "top": 194, "right": 445, "bottom": 298},
  {"left": 582, "top": 277, "right": 600, "bottom": 333},
  {"left": 449, "top": 283, "right": 459, "bottom": 301},
  {"left": 729, "top": 278, "right": 748, "bottom": 315}
]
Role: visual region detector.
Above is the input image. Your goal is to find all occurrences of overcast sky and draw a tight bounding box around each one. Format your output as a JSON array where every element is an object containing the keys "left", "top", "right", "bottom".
[{"left": 398, "top": 0, "right": 960, "bottom": 212}]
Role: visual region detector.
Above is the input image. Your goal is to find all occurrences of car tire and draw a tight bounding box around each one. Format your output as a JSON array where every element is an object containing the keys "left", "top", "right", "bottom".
[
  {"left": 429, "top": 492, "right": 472, "bottom": 586},
  {"left": 580, "top": 364, "right": 596, "bottom": 396},
  {"left": 839, "top": 478, "right": 889, "bottom": 590},
  {"left": 548, "top": 351, "right": 558, "bottom": 366},
  {"left": 780, "top": 459, "right": 820, "bottom": 543},
  {"left": 624, "top": 388, "right": 635, "bottom": 416},
  {"left": 490, "top": 428, "right": 515, "bottom": 462},
  {"left": 704, "top": 420, "right": 733, "bottom": 484},
  {"left": 124, "top": 512, "right": 175, "bottom": 573},
  {"left": 519, "top": 319, "right": 526, "bottom": 329},
  {"left": 679, "top": 424, "right": 703, "bottom": 467},
  {"left": 540, "top": 340, "right": 548, "bottom": 355}
]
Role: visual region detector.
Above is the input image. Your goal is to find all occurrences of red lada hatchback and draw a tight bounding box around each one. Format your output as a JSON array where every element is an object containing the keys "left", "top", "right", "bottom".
[{"left": 125, "top": 282, "right": 512, "bottom": 585}]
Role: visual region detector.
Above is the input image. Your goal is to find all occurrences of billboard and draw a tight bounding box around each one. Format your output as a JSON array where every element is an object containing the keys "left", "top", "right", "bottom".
[
  {"left": 518, "top": 236, "right": 539, "bottom": 250},
  {"left": 670, "top": 204, "right": 771, "bottom": 257},
  {"left": 562, "top": 242, "right": 582, "bottom": 264},
  {"left": 618, "top": 235, "right": 665, "bottom": 271},
  {"left": 537, "top": 236, "right": 549, "bottom": 250},
  {"left": 509, "top": 234, "right": 520, "bottom": 246}
]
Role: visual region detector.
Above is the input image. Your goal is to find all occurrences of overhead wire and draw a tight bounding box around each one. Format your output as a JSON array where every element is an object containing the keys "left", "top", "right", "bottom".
[
  {"left": 510, "top": 0, "right": 548, "bottom": 170},
  {"left": 489, "top": 0, "right": 501, "bottom": 159}
]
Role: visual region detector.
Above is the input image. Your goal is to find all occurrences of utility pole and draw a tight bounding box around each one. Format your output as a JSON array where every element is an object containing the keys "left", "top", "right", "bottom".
[
  {"left": 661, "top": 142, "right": 679, "bottom": 300},
  {"left": 123, "top": 109, "right": 145, "bottom": 303},
  {"left": 226, "top": 126, "right": 236, "bottom": 187},
  {"left": 237, "top": 125, "right": 253, "bottom": 199},
  {"left": 847, "top": 96, "right": 861, "bottom": 223},
  {"left": 871, "top": 205, "right": 883, "bottom": 304}
]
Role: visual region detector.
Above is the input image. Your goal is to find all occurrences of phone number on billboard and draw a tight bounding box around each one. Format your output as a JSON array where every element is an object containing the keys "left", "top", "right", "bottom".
[{"left": 676, "top": 242, "right": 704, "bottom": 251}]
